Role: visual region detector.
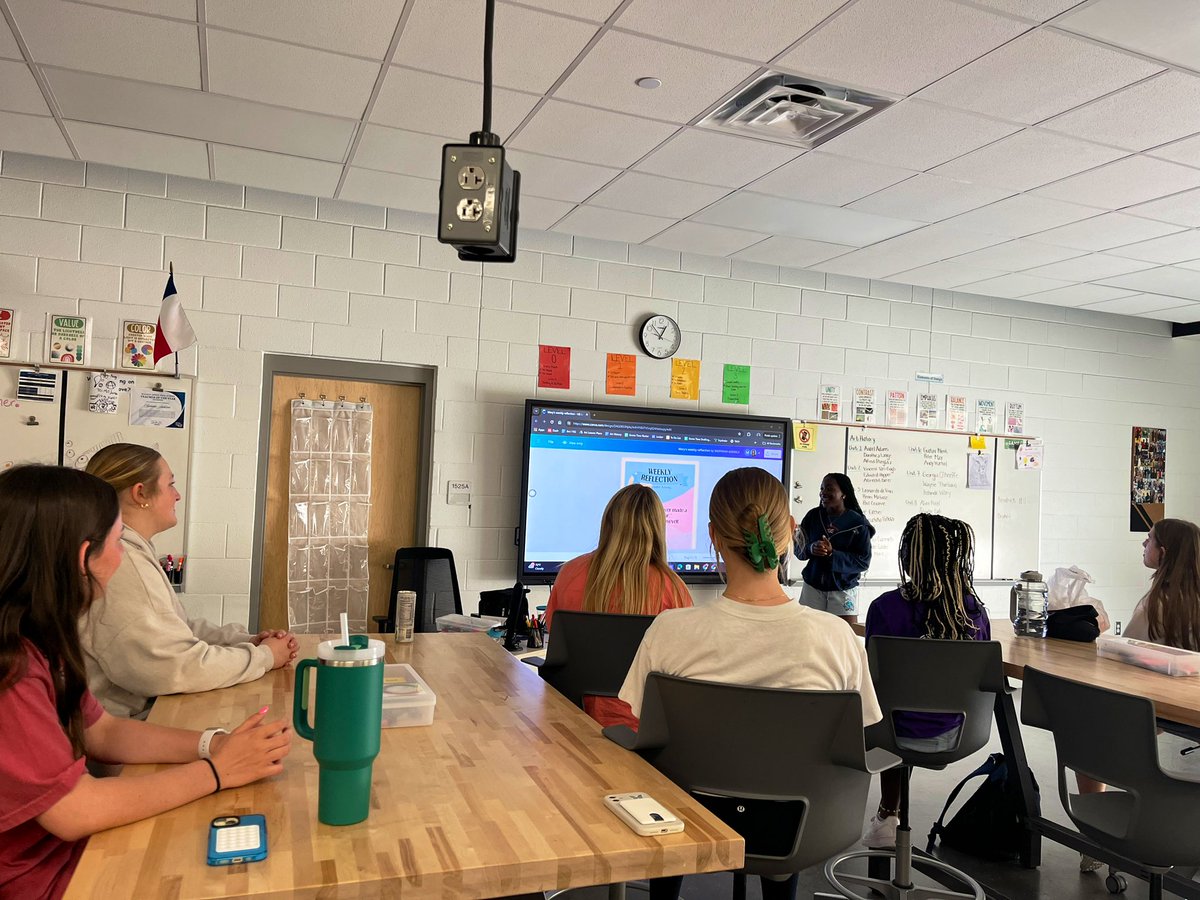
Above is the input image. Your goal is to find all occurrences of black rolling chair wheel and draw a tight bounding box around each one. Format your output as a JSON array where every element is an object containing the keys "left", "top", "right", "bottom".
[{"left": 1105, "top": 871, "right": 1127, "bottom": 894}]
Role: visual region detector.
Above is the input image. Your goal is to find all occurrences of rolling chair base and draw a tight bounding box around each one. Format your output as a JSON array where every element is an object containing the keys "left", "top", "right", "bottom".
[{"left": 821, "top": 828, "right": 984, "bottom": 900}]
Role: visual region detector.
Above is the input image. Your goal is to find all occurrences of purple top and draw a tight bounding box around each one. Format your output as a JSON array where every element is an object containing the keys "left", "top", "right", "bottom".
[{"left": 864, "top": 588, "right": 991, "bottom": 739}]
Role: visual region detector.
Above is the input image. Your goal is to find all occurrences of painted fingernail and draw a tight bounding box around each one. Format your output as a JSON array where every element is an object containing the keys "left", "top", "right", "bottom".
[{"left": 258, "top": 705, "right": 269, "bottom": 715}]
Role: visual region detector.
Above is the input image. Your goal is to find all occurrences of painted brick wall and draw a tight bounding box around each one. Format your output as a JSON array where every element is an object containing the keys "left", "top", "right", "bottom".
[{"left": 2, "top": 150, "right": 1197, "bottom": 630}]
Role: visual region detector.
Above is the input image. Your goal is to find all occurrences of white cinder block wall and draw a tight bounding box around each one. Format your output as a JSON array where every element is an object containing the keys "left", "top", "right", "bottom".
[{"left": 2, "top": 150, "right": 1198, "bottom": 630}]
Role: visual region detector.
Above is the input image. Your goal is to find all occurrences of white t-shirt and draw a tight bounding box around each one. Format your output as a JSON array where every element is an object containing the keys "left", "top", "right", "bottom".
[{"left": 618, "top": 595, "right": 882, "bottom": 726}]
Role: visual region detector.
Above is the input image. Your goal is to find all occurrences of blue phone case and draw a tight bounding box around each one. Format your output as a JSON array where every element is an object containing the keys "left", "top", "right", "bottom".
[{"left": 206, "top": 814, "right": 268, "bottom": 866}]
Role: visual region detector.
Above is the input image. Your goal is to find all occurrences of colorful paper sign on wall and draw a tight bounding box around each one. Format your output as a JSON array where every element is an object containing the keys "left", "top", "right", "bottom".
[
  {"left": 120, "top": 320, "right": 157, "bottom": 370},
  {"left": 605, "top": 353, "right": 636, "bottom": 396},
  {"left": 969, "top": 435, "right": 987, "bottom": 451},
  {"left": 0, "top": 308, "right": 13, "bottom": 359},
  {"left": 976, "top": 398, "right": 996, "bottom": 433},
  {"left": 853, "top": 387, "right": 876, "bottom": 424},
  {"left": 793, "top": 422, "right": 817, "bottom": 452},
  {"left": 721, "top": 364, "right": 750, "bottom": 404},
  {"left": 538, "top": 344, "right": 571, "bottom": 390},
  {"left": 946, "top": 394, "right": 968, "bottom": 432},
  {"left": 45, "top": 314, "right": 91, "bottom": 367},
  {"left": 818, "top": 384, "right": 841, "bottom": 422},
  {"left": 917, "top": 393, "right": 939, "bottom": 429},
  {"left": 886, "top": 390, "right": 908, "bottom": 427},
  {"left": 670, "top": 358, "right": 700, "bottom": 401},
  {"left": 1005, "top": 401, "right": 1024, "bottom": 435}
]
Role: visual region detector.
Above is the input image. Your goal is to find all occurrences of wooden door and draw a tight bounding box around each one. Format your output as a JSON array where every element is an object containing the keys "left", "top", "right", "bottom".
[{"left": 260, "top": 374, "right": 423, "bottom": 630}]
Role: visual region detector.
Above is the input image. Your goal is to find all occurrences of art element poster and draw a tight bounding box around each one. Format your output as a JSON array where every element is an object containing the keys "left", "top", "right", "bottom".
[
  {"left": 886, "top": 390, "right": 908, "bottom": 427},
  {"left": 0, "top": 308, "right": 13, "bottom": 359},
  {"left": 623, "top": 458, "right": 699, "bottom": 550},
  {"left": 1005, "top": 401, "right": 1024, "bottom": 435},
  {"left": 818, "top": 384, "right": 841, "bottom": 422},
  {"left": 946, "top": 395, "right": 968, "bottom": 432},
  {"left": 120, "top": 320, "right": 157, "bottom": 370},
  {"left": 852, "top": 387, "right": 876, "bottom": 424},
  {"left": 976, "top": 398, "right": 996, "bottom": 433},
  {"left": 1130, "top": 426, "right": 1166, "bottom": 532},
  {"left": 918, "top": 393, "right": 939, "bottom": 429},
  {"left": 45, "top": 314, "right": 91, "bottom": 366}
]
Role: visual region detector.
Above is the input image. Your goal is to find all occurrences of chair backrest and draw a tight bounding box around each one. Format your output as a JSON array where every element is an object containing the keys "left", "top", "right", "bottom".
[
  {"left": 1020, "top": 666, "right": 1200, "bottom": 867},
  {"left": 866, "top": 636, "right": 1006, "bottom": 767},
  {"left": 627, "top": 673, "right": 875, "bottom": 876},
  {"left": 537, "top": 611, "right": 655, "bottom": 708},
  {"left": 386, "top": 547, "right": 462, "bottom": 634}
]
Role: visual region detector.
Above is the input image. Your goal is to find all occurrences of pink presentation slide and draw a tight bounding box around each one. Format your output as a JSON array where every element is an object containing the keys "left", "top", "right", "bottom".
[{"left": 621, "top": 458, "right": 699, "bottom": 550}]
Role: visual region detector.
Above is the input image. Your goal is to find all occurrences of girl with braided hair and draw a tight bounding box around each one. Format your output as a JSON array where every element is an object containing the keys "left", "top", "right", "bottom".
[
  {"left": 619, "top": 468, "right": 882, "bottom": 900},
  {"left": 794, "top": 473, "right": 875, "bottom": 623},
  {"left": 860, "top": 513, "right": 990, "bottom": 850}
]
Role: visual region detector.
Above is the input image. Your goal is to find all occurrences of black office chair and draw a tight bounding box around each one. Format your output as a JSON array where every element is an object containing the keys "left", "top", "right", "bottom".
[
  {"left": 605, "top": 673, "right": 900, "bottom": 900},
  {"left": 1021, "top": 667, "right": 1200, "bottom": 900},
  {"left": 371, "top": 547, "right": 462, "bottom": 635},
  {"left": 823, "top": 637, "right": 1006, "bottom": 900},
  {"left": 526, "top": 611, "right": 655, "bottom": 708}
]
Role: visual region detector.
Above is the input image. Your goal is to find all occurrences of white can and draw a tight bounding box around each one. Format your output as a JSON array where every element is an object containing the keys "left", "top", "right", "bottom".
[{"left": 394, "top": 590, "right": 417, "bottom": 643}]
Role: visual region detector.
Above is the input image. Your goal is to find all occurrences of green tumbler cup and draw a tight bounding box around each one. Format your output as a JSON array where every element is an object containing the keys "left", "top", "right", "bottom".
[{"left": 294, "top": 636, "right": 384, "bottom": 826}]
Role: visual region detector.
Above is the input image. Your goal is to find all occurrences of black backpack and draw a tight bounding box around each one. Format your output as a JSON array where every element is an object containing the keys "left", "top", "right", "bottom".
[{"left": 926, "top": 753, "right": 1040, "bottom": 861}]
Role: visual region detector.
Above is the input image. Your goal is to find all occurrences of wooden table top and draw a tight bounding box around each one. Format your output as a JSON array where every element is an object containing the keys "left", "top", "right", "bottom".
[
  {"left": 67, "top": 634, "right": 744, "bottom": 900},
  {"left": 852, "top": 618, "right": 1200, "bottom": 727}
]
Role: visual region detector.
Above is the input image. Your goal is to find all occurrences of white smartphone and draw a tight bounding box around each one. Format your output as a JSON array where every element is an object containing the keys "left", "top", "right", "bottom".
[{"left": 604, "top": 792, "right": 685, "bottom": 836}]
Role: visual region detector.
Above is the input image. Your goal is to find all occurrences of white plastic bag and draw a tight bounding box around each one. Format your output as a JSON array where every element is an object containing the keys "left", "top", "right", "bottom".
[{"left": 1046, "top": 566, "right": 1110, "bottom": 633}]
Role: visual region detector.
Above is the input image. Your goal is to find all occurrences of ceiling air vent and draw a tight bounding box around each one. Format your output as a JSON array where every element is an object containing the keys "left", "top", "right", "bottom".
[{"left": 699, "top": 72, "right": 893, "bottom": 149}]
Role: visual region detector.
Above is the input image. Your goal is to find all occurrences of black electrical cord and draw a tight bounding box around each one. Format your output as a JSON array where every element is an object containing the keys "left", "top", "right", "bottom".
[{"left": 472, "top": 0, "right": 496, "bottom": 145}]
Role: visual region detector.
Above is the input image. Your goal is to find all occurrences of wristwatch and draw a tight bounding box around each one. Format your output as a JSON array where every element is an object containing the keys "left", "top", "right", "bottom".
[{"left": 198, "top": 727, "right": 231, "bottom": 760}]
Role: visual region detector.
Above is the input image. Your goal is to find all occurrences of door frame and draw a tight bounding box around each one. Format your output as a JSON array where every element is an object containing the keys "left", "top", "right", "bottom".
[{"left": 248, "top": 354, "right": 436, "bottom": 630}]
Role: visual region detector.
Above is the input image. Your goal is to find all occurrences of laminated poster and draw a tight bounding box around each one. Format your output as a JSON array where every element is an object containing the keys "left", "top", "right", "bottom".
[
  {"left": 129, "top": 388, "right": 186, "bottom": 428},
  {"left": 0, "top": 308, "right": 13, "bottom": 359},
  {"left": 537, "top": 344, "right": 570, "bottom": 390},
  {"left": 605, "top": 353, "right": 636, "bottom": 396},
  {"left": 45, "top": 314, "right": 91, "bottom": 367},
  {"left": 721, "top": 364, "right": 750, "bottom": 404},
  {"left": 976, "top": 398, "right": 996, "bottom": 434},
  {"left": 818, "top": 384, "right": 841, "bottom": 422},
  {"left": 852, "top": 387, "right": 876, "bottom": 425},
  {"left": 793, "top": 421, "right": 817, "bottom": 453},
  {"left": 1005, "top": 401, "right": 1024, "bottom": 435},
  {"left": 120, "top": 320, "right": 157, "bottom": 370},
  {"left": 946, "top": 394, "right": 968, "bottom": 432},
  {"left": 886, "top": 390, "right": 908, "bottom": 427},
  {"left": 917, "top": 393, "right": 939, "bottom": 429},
  {"left": 669, "top": 358, "right": 700, "bottom": 401}
]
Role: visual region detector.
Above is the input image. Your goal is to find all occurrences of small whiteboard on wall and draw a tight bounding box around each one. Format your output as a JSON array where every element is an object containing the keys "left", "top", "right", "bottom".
[
  {"left": 992, "top": 441, "right": 1042, "bottom": 580},
  {"left": 0, "top": 366, "right": 62, "bottom": 469}
]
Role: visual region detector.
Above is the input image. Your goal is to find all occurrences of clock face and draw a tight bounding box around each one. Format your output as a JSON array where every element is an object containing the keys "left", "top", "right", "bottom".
[{"left": 638, "top": 314, "right": 681, "bottom": 359}]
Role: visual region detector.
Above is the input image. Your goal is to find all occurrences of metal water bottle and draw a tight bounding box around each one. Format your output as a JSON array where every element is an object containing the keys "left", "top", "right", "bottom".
[{"left": 1010, "top": 570, "right": 1049, "bottom": 638}]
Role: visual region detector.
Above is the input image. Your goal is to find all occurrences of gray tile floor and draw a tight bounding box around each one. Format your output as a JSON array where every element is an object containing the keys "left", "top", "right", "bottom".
[{"left": 568, "top": 687, "right": 1200, "bottom": 900}]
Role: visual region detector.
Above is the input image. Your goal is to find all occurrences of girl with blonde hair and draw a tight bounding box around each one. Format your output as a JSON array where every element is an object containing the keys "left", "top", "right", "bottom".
[{"left": 545, "top": 483, "right": 692, "bottom": 727}]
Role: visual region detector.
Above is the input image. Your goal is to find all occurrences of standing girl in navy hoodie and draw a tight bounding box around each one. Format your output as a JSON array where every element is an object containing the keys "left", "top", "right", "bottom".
[{"left": 794, "top": 472, "right": 874, "bottom": 623}]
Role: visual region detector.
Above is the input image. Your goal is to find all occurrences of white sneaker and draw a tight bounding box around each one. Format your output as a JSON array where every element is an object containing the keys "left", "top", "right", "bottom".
[
  {"left": 1079, "top": 854, "right": 1105, "bottom": 873},
  {"left": 862, "top": 814, "right": 899, "bottom": 849}
]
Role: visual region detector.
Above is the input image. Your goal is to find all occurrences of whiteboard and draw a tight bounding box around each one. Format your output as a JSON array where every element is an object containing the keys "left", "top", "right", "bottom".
[
  {"left": 0, "top": 365, "right": 62, "bottom": 469},
  {"left": 790, "top": 423, "right": 1039, "bottom": 581}
]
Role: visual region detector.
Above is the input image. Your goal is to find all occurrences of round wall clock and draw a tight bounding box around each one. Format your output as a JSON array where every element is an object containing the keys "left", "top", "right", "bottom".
[{"left": 638, "top": 314, "right": 682, "bottom": 359}]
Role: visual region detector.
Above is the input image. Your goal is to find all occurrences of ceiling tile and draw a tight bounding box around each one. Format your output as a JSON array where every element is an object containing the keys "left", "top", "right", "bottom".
[
  {"left": 0, "top": 60, "right": 47, "bottom": 115},
  {"left": 1100, "top": 265, "right": 1200, "bottom": 300},
  {"left": 7, "top": 0, "right": 201, "bottom": 88},
  {"left": 1126, "top": 189, "right": 1200, "bottom": 227},
  {"left": 551, "top": 205, "right": 675, "bottom": 243},
  {"left": 515, "top": 0, "right": 622, "bottom": 23},
  {"left": 916, "top": 29, "right": 1162, "bottom": 124},
  {"left": 395, "top": 0, "right": 598, "bottom": 94},
  {"left": 76, "top": 0, "right": 196, "bottom": 16},
  {"left": 636, "top": 129, "right": 800, "bottom": 188},
  {"left": 338, "top": 167, "right": 439, "bottom": 211},
  {"left": 1056, "top": 0, "right": 1200, "bottom": 71},
  {"left": 587, "top": 171, "right": 728, "bottom": 218},
  {"left": 930, "top": 128, "right": 1127, "bottom": 192},
  {"left": 0, "top": 111, "right": 71, "bottom": 157},
  {"left": 1043, "top": 71, "right": 1200, "bottom": 152},
  {"left": 1035, "top": 155, "right": 1200, "bottom": 209},
  {"left": 943, "top": 194, "right": 1096, "bottom": 237},
  {"left": 1107, "top": 230, "right": 1200, "bottom": 264},
  {"left": 848, "top": 174, "right": 1012, "bottom": 222},
  {"left": 66, "top": 121, "right": 208, "bottom": 176},
  {"left": 1021, "top": 283, "right": 1136, "bottom": 306},
  {"left": 732, "top": 235, "right": 854, "bottom": 267},
  {"left": 555, "top": 31, "right": 755, "bottom": 125},
  {"left": 371, "top": 68, "right": 539, "bottom": 143},
  {"left": 748, "top": 152, "right": 915, "bottom": 206},
  {"left": 1024, "top": 253, "right": 1158, "bottom": 281},
  {"left": 206, "top": 0, "right": 402, "bottom": 58},
  {"left": 888, "top": 261, "right": 1007, "bottom": 289},
  {"left": 616, "top": 0, "right": 845, "bottom": 59},
  {"left": 213, "top": 145, "right": 343, "bottom": 196},
  {"left": 351, "top": 125, "right": 446, "bottom": 181},
  {"left": 0, "top": 12, "right": 21, "bottom": 58},
  {"left": 946, "top": 239, "right": 1084, "bottom": 270},
  {"left": 504, "top": 150, "right": 619, "bottom": 202},
  {"left": 1025, "top": 212, "right": 1184, "bottom": 251},
  {"left": 965, "top": 0, "right": 1081, "bottom": 21},
  {"left": 646, "top": 221, "right": 766, "bottom": 256},
  {"left": 1141, "top": 301, "right": 1200, "bottom": 322},
  {"left": 46, "top": 68, "right": 354, "bottom": 162},
  {"left": 819, "top": 100, "right": 1020, "bottom": 171},
  {"left": 778, "top": 0, "right": 1026, "bottom": 95},
  {"left": 1082, "top": 293, "right": 1195, "bottom": 315},
  {"left": 206, "top": 30, "right": 379, "bottom": 118},
  {"left": 693, "top": 192, "right": 922, "bottom": 246},
  {"left": 1146, "top": 133, "right": 1200, "bottom": 169},
  {"left": 957, "top": 272, "right": 1073, "bottom": 298},
  {"left": 516, "top": 196, "right": 576, "bottom": 230},
  {"left": 511, "top": 100, "right": 677, "bottom": 167},
  {"left": 808, "top": 221, "right": 1006, "bottom": 278}
]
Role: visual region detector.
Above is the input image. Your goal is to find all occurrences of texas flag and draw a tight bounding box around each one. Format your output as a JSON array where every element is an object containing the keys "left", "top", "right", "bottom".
[{"left": 152, "top": 271, "right": 197, "bottom": 364}]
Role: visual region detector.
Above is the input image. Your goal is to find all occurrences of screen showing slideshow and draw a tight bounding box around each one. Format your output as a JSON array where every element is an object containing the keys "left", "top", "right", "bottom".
[{"left": 522, "top": 403, "right": 787, "bottom": 579}]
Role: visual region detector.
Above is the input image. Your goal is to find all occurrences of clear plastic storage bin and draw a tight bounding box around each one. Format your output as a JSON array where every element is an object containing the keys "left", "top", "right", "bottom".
[
  {"left": 381, "top": 664, "right": 436, "bottom": 728},
  {"left": 435, "top": 613, "right": 505, "bottom": 634},
  {"left": 1096, "top": 635, "right": 1200, "bottom": 677}
]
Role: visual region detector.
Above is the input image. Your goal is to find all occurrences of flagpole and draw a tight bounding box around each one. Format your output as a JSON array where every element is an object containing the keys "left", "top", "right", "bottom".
[{"left": 169, "top": 261, "right": 178, "bottom": 377}]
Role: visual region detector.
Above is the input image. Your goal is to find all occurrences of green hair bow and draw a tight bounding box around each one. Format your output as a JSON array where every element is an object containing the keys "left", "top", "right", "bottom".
[{"left": 742, "top": 514, "right": 779, "bottom": 572}]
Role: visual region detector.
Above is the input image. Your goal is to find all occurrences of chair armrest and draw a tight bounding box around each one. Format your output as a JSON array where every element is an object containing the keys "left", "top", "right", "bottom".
[
  {"left": 864, "top": 747, "right": 904, "bottom": 774},
  {"left": 524, "top": 656, "right": 544, "bottom": 668},
  {"left": 370, "top": 615, "right": 388, "bottom": 633}
]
